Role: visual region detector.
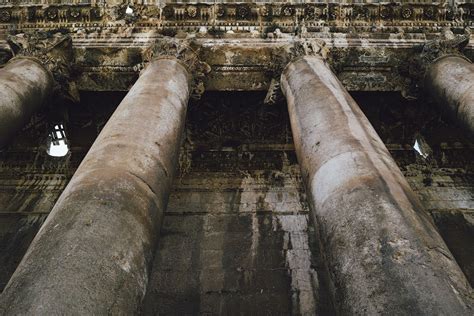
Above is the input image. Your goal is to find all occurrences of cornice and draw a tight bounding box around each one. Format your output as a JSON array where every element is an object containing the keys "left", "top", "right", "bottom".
[{"left": 0, "top": 2, "right": 473, "bottom": 33}]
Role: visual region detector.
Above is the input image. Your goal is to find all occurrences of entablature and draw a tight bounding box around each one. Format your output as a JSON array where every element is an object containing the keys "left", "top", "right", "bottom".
[
  {"left": 0, "top": 1, "right": 473, "bottom": 94},
  {"left": 70, "top": 33, "right": 473, "bottom": 93}
]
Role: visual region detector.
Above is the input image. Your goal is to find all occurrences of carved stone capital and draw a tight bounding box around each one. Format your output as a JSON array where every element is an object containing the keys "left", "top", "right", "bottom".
[
  {"left": 288, "top": 39, "right": 329, "bottom": 61},
  {"left": 265, "top": 39, "right": 328, "bottom": 105},
  {"left": 144, "top": 38, "right": 211, "bottom": 100},
  {"left": 271, "top": 39, "right": 328, "bottom": 75},
  {"left": 7, "top": 32, "right": 79, "bottom": 103},
  {"left": 402, "top": 27, "right": 471, "bottom": 98},
  {"left": 419, "top": 27, "right": 470, "bottom": 64}
]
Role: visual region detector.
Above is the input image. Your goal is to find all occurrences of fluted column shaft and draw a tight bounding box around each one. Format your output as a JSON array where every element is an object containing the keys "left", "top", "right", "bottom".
[
  {"left": 425, "top": 55, "right": 474, "bottom": 136},
  {"left": 0, "top": 58, "right": 190, "bottom": 314},
  {"left": 0, "top": 57, "right": 53, "bottom": 147},
  {"left": 281, "top": 56, "right": 472, "bottom": 314}
]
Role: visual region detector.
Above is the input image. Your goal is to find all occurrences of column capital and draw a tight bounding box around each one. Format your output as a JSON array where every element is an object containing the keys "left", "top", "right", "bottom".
[
  {"left": 286, "top": 39, "right": 328, "bottom": 62},
  {"left": 403, "top": 27, "right": 471, "bottom": 98},
  {"left": 274, "top": 39, "right": 328, "bottom": 75},
  {"left": 419, "top": 27, "right": 471, "bottom": 64},
  {"left": 144, "top": 37, "right": 210, "bottom": 100},
  {"left": 7, "top": 32, "right": 79, "bottom": 103},
  {"left": 265, "top": 39, "right": 328, "bottom": 105}
]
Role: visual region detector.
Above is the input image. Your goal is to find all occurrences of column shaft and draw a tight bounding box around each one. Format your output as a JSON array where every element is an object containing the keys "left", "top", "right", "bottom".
[
  {"left": 0, "top": 57, "right": 53, "bottom": 147},
  {"left": 425, "top": 55, "right": 474, "bottom": 135},
  {"left": 281, "top": 56, "right": 472, "bottom": 314},
  {"left": 0, "top": 58, "right": 190, "bottom": 314}
]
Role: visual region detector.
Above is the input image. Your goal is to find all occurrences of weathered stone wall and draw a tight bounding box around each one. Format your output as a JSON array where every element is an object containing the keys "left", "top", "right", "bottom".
[
  {"left": 142, "top": 92, "right": 334, "bottom": 315},
  {"left": 143, "top": 163, "right": 332, "bottom": 314},
  {"left": 0, "top": 92, "right": 118, "bottom": 291}
]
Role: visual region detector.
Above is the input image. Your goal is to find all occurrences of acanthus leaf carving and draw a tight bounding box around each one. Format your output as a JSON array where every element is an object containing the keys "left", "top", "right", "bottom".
[
  {"left": 7, "top": 32, "right": 79, "bottom": 104},
  {"left": 264, "top": 39, "right": 328, "bottom": 105},
  {"left": 402, "top": 27, "right": 471, "bottom": 99},
  {"left": 144, "top": 37, "right": 211, "bottom": 100}
]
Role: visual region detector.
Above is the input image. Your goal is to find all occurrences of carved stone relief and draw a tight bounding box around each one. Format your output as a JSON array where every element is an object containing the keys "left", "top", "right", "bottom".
[
  {"left": 402, "top": 27, "right": 471, "bottom": 98},
  {"left": 144, "top": 37, "right": 210, "bottom": 99},
  {"left": 7, "top": 32, "right": 79, "bottom": 103},
  {"left": 0, "top": 2, "right": 473, "bottom": 32}
]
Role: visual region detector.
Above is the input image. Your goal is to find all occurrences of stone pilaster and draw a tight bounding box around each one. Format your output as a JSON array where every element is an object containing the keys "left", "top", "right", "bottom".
[
  {"left": 0, "top": 53, "right": 192, "bottom": 314},
  {"left": 280, "top": 53, "right": 473, "bottom": 314}
]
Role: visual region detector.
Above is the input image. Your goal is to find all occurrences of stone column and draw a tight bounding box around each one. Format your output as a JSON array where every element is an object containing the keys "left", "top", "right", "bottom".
[
  {"left": 0, "top": 33, "right": 73, "bottom": 148},
  {"left": 0, "top": 56, "right": 191, "bottom": 314},
  {"left": 281, "top": 53, "right": 473, "bottom": 314},
  {"left": 0, "top": 57, "right": 53, "bottom": 147},
  {"left": 424, "top": 55, "right": 474, "bottom": 135}
]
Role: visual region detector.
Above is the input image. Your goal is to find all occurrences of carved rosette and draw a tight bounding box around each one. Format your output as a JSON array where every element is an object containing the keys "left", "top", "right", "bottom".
[
  {"left": 402, "top": 27, "right": 471, "bottom": 98},
  {"left": 0, "top": 2, "right": 473, "bottom": 29},
  {"left": 7, "top": 32, "right": 79, "bottom": 104},
  {"left": 265, "top": 39, "right": 328, "bottom": 105},
  {"left": 144, "top": 38, "right": 211, "bottom": 100}
]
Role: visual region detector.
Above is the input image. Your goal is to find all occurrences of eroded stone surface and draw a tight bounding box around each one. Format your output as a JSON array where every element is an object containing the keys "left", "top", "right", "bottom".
[
  {"left": 0, "top": 91, "right": 472, "bottom": 314},
  {"left": 1, "top": 2, "right": 474, "bottom": 94},
  {"left": 281, "top": 57, "right": 473, "bottom": 314},
  {"left": 0, "top": 58, "right": 52, "bottom": 148},
  {"left": 425, "top": 55, "right": 474, "bottom": 136},
  {"left": 142, "top": 91, "right": 333, "bottom": 315},
  {"left": 0, "top": 58, "right": 190, "bottom": 314}
]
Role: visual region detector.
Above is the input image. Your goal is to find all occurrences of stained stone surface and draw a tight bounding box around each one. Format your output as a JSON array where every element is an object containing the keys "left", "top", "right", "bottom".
[
  {"left": 0, "top": 91, "right": 471, "bottom": 313},
  {"left": 141, "top": 91, "right": 334, "bottom": 315},
  {"left": 425, "top": 55, "right": 474, "bottom": 137},
  {"left": 142, "top": 169, "right": 331, "bottom": 315},
  {"left": 353, "top": 91, "right": 474, "bottom": 287},
  {"left": 281, "top": 57, "right": 472, "bottom": 314},
  {"left": 0, "top": 58, "right": 191, "bottom": 315}
]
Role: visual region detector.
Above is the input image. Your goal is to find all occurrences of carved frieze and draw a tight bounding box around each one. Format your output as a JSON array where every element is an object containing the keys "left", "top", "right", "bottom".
[
  {"left": 1, "top": 3, "right": 470, "bottom": 95},
  {"left": 0, "top": 2, "right": 473, "bottom": 33}
]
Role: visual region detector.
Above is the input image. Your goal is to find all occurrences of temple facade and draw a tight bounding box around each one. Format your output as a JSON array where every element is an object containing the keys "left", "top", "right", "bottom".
[{"left": 0, "top": 0, "right": 472, "bottom": 314}]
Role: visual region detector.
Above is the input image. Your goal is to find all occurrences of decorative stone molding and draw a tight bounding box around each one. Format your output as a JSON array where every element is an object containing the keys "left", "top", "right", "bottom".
[
  {"left": 7, "top": 32, "right": 79, "bottom": 104},
  {"left": 144, "top": 38, "right": 211, "bottom": 100},
  {"left": 265, "top": 39, "right": 328, "bottom": 105},
  {"left": 0, "top": 2, "right": 473, "bottom": 33},
  {"left": 402, "top": 27, "right": 471, "bottom": 98}
]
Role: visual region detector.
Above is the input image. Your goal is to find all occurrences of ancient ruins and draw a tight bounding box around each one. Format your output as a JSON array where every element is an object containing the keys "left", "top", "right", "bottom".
[{"left": 0, "top": 0, "right": 472, "bottom": 314}]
